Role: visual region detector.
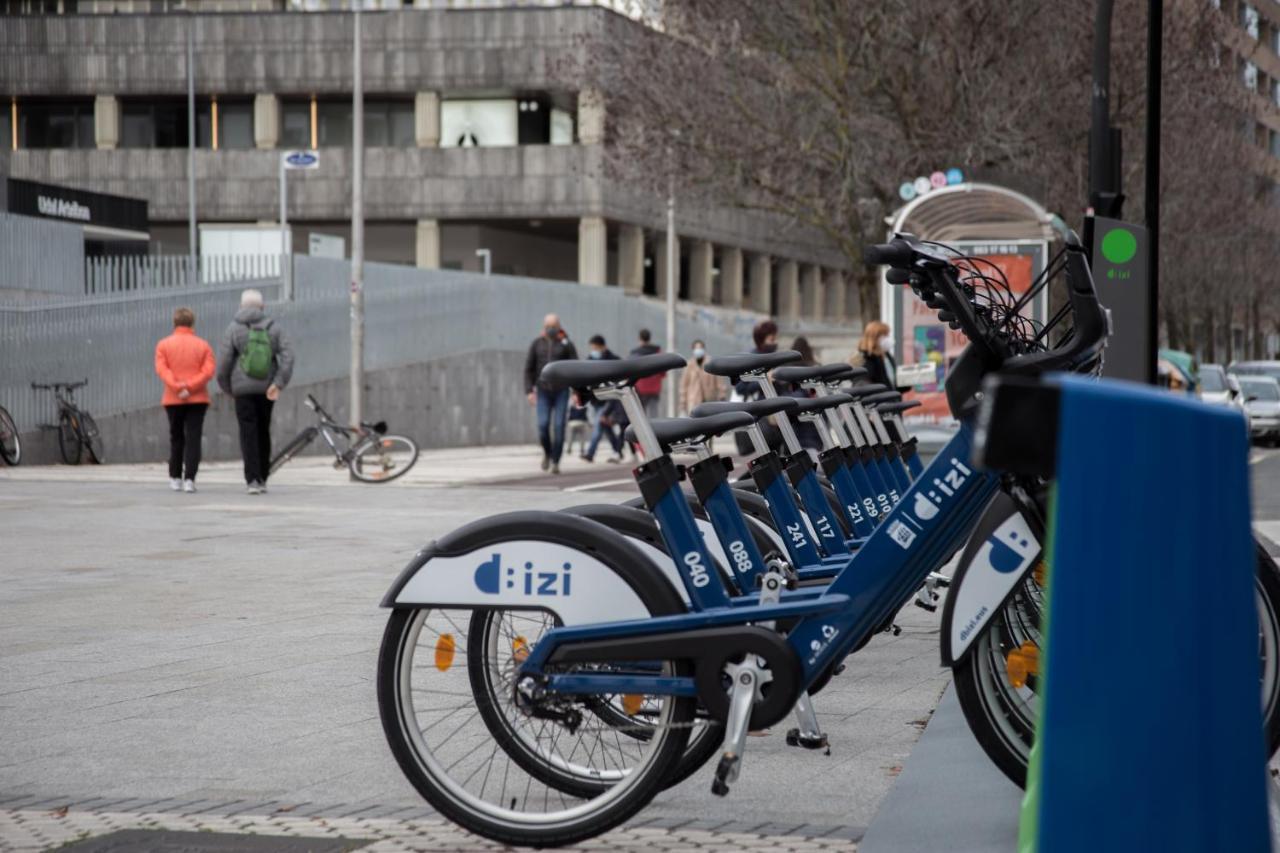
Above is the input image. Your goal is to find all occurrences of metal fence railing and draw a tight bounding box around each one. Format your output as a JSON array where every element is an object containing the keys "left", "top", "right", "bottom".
[
  {"left": 85, "top": 254, "right": 281, "bottom": 297},
  {"left": 0, "top": 259, "right": 753, "bottom": 436}
]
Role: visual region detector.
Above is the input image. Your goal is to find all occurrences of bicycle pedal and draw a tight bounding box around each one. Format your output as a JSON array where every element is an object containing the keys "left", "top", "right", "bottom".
[
  {"left": 785, "top": 728, "right": 830, "bottom": 751},
  {"left": 914, "top": 600, "right": 938, "bottom": 613},
  {"left": 711, "top": 754, "right": 739, "bottom": 797},
  {"left": 890, "top": 623, "right": 902, "bottom": 636}
]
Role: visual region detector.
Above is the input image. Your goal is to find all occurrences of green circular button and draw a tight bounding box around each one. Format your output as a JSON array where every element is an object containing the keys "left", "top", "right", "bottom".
[{"left": 1101, "top": 228, "right": 1137, "bottom": 264}]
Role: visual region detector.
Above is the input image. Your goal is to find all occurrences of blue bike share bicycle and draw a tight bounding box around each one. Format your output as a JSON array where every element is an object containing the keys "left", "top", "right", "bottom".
[{"left": 376, "top": 232, "right": 1280, "bottom": 846}]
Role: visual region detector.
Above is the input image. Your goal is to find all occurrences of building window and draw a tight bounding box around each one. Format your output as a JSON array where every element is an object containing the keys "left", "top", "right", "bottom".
[
  {"left": 363, "top": 98, "right": 414, "bottom": 147},
  {"left": 119, "top": 98, "right": 211, "bottom": 148},
  {"left": 216, "top": 98, "right": 253, "bottom": 149},
  {"left": 280, "top": 97, "right": 311, "bottom": 148},
  {"left": 1270, "top": 128, "right": 1280, "bottom": 158},
  {"left": 315, "top": 98, "right": 351, "bottom": 147},
  {"left": 0, "top": 101, "right": 10, "bottom": 151},
  {"left": 17, "top": 98, "right": 94, "bottom": 148},
  {"left": 1242, "top": 3, "right": 1260, "bottom": 38},
  {"left": 1243, "top": 59, "right": 1259, "bottom": 90},
  {"left": 441, "top": 99, "right": 518, "bottom": 147}
]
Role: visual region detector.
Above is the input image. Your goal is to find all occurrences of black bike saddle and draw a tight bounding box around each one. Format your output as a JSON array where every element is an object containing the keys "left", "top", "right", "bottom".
[
  {"left": 790, "top": 393, "right": 854, "bottom": 415},
  {"left": 624, "top": 411, "right": 756, "bottom": 451},
  {"left": 540, "top": 352, "right": 685, "bottom": 391},
  {"left": 873, "top": 400, "right": 922, "bottom": 415},
  {"left": 861, "top": 390, "right": 902, "bottom": 406},
  {"left": 845, "top": 383, "right": 890, "bottom": 399},
  {"left": 703, "top": 350, "right": 802, "bottom": 382},
  {"left": 690, "top": 397, "right": 799, "bottom": 421},
  {"left": 772, "top": 363, "right": 852, "bottom": 384}
]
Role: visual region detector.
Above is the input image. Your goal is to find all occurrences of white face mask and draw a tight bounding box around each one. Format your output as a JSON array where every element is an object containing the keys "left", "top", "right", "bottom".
[
  {"left": 692, "top": 347, "right": 706, "bottom": 360},
  {"left": 878, "top": 335, "right": 893, "bottom": 352}
]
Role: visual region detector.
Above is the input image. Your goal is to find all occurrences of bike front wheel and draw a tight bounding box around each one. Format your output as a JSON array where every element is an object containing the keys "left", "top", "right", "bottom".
[
  {"left": 58, "top": 411, "right": 82, "bottom": 465},
  {"left": 0, "top": 406, "right": 21, "bottom": 465},
  {"left": 269, "top": 426, "right": 319, "bottom": 475},
  {"left": 377, "top": 606, "right": 694, "bottom": 847},
  {"left": 349, "top": 434, "right": 418, "bottom": 483},
  {"left": 78, "top": 412, "right": 103, "bottom": 464}
]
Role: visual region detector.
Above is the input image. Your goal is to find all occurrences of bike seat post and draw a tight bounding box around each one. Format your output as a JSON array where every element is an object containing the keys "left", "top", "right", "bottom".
[
  {"left": 804, "top": 381, "right": 854, "bottom": 450},
  {"left": 748, "top": 373, "right": 804, "bottom": 457},
  {"left": 599, "top": 384, "right": 664, "bottom": 460}
]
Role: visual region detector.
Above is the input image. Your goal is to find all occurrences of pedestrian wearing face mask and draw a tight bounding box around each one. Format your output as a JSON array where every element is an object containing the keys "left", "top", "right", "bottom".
[
  {"left": 523, "top": 313, "right": 578, "bottom": 474},
  {"left": 734, "top": 320, "right": 779, "bottom": 399},
  {"left": 852, "top": 320, "right": 899, "bottom": 389},
  {"left": 579, "top": 334, "right": 625, "bottom": 463},
  {"left": 680, "top": 339, "right": 726, "bottom": 414}
]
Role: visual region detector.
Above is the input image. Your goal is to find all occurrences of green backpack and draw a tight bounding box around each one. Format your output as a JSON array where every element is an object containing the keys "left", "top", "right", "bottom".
[{"left": 239, "top": 321, "right": 274, "bottom": 380}]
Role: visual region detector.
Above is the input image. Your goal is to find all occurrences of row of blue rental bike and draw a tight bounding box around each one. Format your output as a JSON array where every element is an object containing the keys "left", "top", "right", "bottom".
[{"left": 374, "top": 232, "right": 1280, "bottom": 847}]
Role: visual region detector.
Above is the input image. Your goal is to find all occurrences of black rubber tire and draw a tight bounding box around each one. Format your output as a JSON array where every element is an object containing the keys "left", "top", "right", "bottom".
[
  {"left": 349, "top": 434, "right": 419, "bottom": 483},
  {"left": 0, "top": 405, "right": 20, "bottom": 465},
  {"left": 78, "top": 412, "right": 103, "bottom": 464},
  {"left": 953, "top": 542, "right": 1280, "bottom": 788},
  {"left": 58, "top": 410, "right": 82, "bottom": 465},
  {"left": 378, "top": 607, "right": 695, "bottom": 848},
  {"left": 269, "top": 426, "right": 318, "bottom": 475}
]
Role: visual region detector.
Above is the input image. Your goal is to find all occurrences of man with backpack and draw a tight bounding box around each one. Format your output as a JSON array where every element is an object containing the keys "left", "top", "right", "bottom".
[{"left": 217, "top": 289, "right": 295, "bottom": 495}]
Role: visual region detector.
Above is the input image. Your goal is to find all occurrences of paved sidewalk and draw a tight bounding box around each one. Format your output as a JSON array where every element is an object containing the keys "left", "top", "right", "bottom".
[
  {"left": 0, "top": 805, "right": 855, "bottom": 852},
  {"left": 0, "top": 475, "right": 944, "bottom": 850}
]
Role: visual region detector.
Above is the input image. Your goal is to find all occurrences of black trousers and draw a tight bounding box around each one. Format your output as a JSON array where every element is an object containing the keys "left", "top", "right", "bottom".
[
  {"left": 234, "top": 394, "right": 275, "bottom": 484},
  {"left": 165, "top": 403, "right": 208, "bottom": 480}
]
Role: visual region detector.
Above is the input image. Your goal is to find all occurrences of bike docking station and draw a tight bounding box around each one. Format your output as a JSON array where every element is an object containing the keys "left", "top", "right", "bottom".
[
  {"left": 986, "top": 373, "right": 1269, "bottom": 852},
  {"left": 861, "top": 372, "right": 1270, "bottom": 852}
]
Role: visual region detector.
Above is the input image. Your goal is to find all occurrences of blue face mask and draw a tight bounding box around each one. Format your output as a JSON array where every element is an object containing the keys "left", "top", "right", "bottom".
[{"left": 588, "top": 350, "right": 603, "bottom": 360}]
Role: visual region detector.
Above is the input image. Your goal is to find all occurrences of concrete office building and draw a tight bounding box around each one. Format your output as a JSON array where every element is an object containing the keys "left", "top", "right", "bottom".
[{"left": 0, "top": 0, "right": 854, "bottom": 323}]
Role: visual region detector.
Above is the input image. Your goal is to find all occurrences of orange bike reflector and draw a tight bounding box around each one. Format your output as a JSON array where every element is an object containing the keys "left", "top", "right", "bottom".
[{"left": 434, "top": 633, "right": 456, "bottom": 671}]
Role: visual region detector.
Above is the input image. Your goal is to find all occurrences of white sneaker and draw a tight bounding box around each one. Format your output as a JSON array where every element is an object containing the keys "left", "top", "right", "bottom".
[
  {"left": 182, "top": 479, "right": 196, "bottom": 493},
  {"left": 246, "top": 483, "right": 263, "bottom": 495},
  {"left": 170, "top": 478, "right": 182, "bottom": 491}
]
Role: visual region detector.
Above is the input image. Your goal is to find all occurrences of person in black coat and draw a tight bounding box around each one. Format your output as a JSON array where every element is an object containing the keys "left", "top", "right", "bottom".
[
  {"left": 853, "top": 320, "right": 899, "bottom": 389},
  {"left": 523, "top": 312, "right": 578, "bottom": 473}
]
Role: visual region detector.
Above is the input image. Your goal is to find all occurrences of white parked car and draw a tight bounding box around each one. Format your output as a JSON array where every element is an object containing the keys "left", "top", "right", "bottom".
[
  {"left": 1237, "top": 375, "right": 1280, "bottom": 445},
  {"left": 1199, "top": 363, "right": 1251, "bottom": 432}
]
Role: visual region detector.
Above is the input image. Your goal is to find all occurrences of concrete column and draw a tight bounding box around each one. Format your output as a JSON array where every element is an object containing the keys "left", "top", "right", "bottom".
[
  {"left": 618, "top": 224, "right": 645, "bottom": 295},
  {"left": 415, "top": 219, "right": 440, "bottom": 269},
  {"left": 824, "top": 269, "right": 846, "bottom": 321},
  {"left": 253, "top": 93, "right": 279, "bottom": 150},
  {"left": 578, "top": 88, "right": 605, "bottom": 145},
  {"left": 749, "top": 253, "right": 772, "bottom": 314},
  {"left": 414, "top": 91, "right": 440, "bottom": 147},
  {"left": 689, "top": 240, "right": 714, "bottom": 304},
  {"left": 93, "top": 95, "right": 119, "bottom": 150},
  {"left": 720, "top": 246, "right": 744, "bottom": 308},
  {"left": 801, "top": 264, "right": 823, "bottom": 320},
  {"left": 656, "top": 234, "right": 681, "bottom": 299},
  {"left": 578, "top": 216, "right": 607, "bottom": 286},
  {"left": 777, "top": 260, "right": 799, "bottom": 321},
  {"left": 845, "top": 277, "right": 861, "bottom": 322}
]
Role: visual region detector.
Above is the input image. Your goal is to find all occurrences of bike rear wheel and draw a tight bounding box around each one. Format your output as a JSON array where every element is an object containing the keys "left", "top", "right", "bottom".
[
  {"left": 0, "top": 405, "right": 20, "bottom": 465},
  {"left": 350, "top": 434, "right": 418, "bottom": 483},
  {"left": 58, "top": 411, "right": 82, "bottom": 465},
  {"left": 78, "top": 411, "right": 103, "bottom": 464},
  {"left": 269, "top": 426, "right": 319, "bottom": 475},
  {"left": 378, "top": 606, "right": 693, "bottom": 847},
  {"left": 953, "top": 543, "right": 1280, "bottom": 787}
]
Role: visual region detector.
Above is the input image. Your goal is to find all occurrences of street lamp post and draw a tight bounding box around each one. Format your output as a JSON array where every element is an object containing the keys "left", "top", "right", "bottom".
[
  {"left": 186, "top": 11, "right": 197, "bottom": 287},
  {"left": 665, "top": 170, "right": 677, "bottom": 418},
  {"left": 350, "top": 6, "right": 365, "bottom": 433}
]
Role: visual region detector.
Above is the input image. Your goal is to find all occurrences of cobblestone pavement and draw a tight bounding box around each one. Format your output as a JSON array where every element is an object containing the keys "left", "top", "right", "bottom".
[{"left": 0, "top": 804, "right": 856, "bottom": 852}]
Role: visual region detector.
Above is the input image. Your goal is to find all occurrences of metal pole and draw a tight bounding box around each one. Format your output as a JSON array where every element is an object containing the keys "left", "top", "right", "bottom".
[
  {"left": 350, "top": 5, "right": 365, "bottom": 432},
  {"left": 665, "top": 173, "right": 677, "bottom": 418},
  {"left": 186, "top": 11, "right": 197, "bottom": 286},
  {"left": 476, "top": 248, "right": 491, "bottom": 275},
  {"left": 1144, "top": 0, "right": 1162, "bottom": 384},
  {"left": 278, "top": 155, "right": 290, "bottom": 301}
]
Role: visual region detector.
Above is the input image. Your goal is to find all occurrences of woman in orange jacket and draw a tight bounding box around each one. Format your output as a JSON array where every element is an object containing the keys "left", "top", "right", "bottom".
[{"left": 155, "top": 307, "right": 216, "bottom": 492}]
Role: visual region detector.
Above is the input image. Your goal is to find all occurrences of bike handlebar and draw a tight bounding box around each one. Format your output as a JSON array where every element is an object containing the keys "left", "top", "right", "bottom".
[{"left": 32, "top": 380, "right": 88, "bottom": 392}]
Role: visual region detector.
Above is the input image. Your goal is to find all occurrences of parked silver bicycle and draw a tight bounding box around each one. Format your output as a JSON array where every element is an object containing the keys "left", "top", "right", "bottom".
[{"left": 270, "top": 394, "right": 419, "bottom": 484}]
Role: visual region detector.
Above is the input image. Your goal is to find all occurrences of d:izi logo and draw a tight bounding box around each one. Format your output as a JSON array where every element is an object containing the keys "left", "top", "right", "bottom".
[{"left": 475, "top": 553, "right": 573, "bottom": 596}]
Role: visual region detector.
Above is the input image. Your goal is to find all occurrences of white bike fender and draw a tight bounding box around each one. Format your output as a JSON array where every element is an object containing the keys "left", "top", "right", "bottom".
[
  {"left": 393, "top": 540, "right": 653, "bottom": 626},
  {"left": 943, "top": 511, "right": 1041, "bottom": 664}
]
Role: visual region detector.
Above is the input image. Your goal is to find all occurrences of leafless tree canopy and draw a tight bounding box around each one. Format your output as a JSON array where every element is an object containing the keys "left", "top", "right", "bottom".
[{"left": 583, "top": 0, "right": 1277, "bottom": 358}]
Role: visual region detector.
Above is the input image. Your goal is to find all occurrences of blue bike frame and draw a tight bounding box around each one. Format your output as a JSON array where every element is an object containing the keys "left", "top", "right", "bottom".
[{"left": 521, "top": 420, "right": 999, "bottom": 697}]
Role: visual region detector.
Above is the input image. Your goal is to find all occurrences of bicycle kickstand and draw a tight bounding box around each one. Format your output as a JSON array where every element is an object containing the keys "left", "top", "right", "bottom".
[{"left": 711, "top": 658, "right": 771, "bottom": 797}]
